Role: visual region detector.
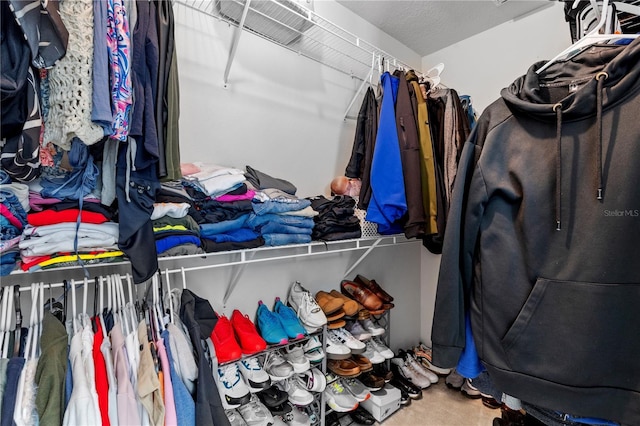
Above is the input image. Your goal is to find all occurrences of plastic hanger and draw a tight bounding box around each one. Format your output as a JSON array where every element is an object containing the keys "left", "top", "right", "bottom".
[
  {"left": 70, "top": 279, "right": 78, "bottom": 336},
  {"left": 165, "top": 268, "right": 174, "bottom": 325},
  {"left": 0, "top": 287, "right": 10, "bottom": 357},
  {"left": 425, "top": 62, "right": 444, "bottom": 89},
  {"left": 13, "top": 285, "right": 22, "bottom": 358},
  {"left": 537, "top": 0, "right": 638, "bottom": 74}
]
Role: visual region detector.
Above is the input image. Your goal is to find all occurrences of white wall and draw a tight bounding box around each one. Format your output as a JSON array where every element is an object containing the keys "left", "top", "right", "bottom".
[
  {"left": 174, "top": 1, "right": 421, "bottom": 199},
  {"left": 422, "top": 1, "right": 570, "bottom": 113},
  {"left": 172, "top": 0, "right": 424, "bottom": 348},
  {"left": 418, "top": 1, "right": 571, "bottom": 347}
]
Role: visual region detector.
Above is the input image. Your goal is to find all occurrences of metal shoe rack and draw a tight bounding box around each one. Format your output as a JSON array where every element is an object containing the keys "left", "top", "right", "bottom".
[{"left": 173, "top": 0, "right": 419, "bottom": 118}]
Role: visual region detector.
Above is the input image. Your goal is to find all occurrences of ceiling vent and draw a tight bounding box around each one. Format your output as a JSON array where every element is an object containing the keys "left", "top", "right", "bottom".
[{"left": 216, "top": 0, "right": 314, "bottom": 46}]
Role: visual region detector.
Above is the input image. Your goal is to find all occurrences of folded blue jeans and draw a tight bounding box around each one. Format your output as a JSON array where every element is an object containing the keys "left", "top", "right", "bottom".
[
  {"left": 260, "top": 222, "right": 313, "bottom": 235},
  {"left": 203, "top": 228, "right": 258, "bottom": 243},
  {"left": 0, "top": 189, "right": 27, "bottom": 226},
  {"left": 200, "top": 214, "right": 249, "bottom": 237},
  {"left": 252, "top": 198, "right": 311, "bottom": 215},
  {"left": 263, "top": 233, "right": 311, "bottom": 246},
  {"left": 247, "top": 213, "right": 314, "bottom": 229}
]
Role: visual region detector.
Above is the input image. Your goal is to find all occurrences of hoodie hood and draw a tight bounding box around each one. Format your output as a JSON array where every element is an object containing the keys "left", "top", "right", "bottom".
[
  {"left": 500, "top": 37, "right": 640, "bottom": 230},
  {"left": 501, "top": 37, "right": 640, "bottom": 121},
  {"left": 180, "top": 289, "right": 218, "bottom": 338}
]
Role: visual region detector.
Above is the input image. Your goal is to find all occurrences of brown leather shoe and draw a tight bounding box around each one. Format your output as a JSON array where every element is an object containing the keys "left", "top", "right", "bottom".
[
  {"left": 315, "top": 291, "right": 344, "bottom": 315},
  {"left": 327, "top": 319, "right": 346, "bottom": 329},
  {"left": 328, "top": 358, "right": 361, "bottom": 378},
  {"left": 328, "top": 290, "right": 359, "bottom": 316},
  {"left": 326, "top": 309, "right": 346, "bottom": 322},
  {"left": 354, "top": 275, "right": 394, "bottom": 303},
  {"left": 340, "top": 280, "right": 383, "bottom": 311},
  {"left": 358, "top": 371, "right": 385, "bottom": 390},
  {"left": 351, "top": 354, "right": 373, "bottom": 373}
]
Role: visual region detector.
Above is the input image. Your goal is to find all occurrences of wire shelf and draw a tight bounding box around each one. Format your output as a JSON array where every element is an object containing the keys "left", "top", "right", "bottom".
[{"left": 174, "top": 0, "right": 416, "bottom": 79}]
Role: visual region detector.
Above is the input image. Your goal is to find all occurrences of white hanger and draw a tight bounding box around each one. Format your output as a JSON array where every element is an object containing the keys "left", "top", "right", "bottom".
[
  {"left": 98, "top": 276, "right": 108, "bottom": 340},
  {"left": 425, "top": 62, "right": 444, "bottom": 88},
  {"left": 70, "top": 279, "right": 78, "bottom": 336},
  {"left": 181, "top": 266, "right": 187, "bottom": 290},
  {"left": 537, "top": 0, "right": 638, "bottom": 74},
  {"left": 125, "top": 274, "right": 138, "bottom": 329},
  {"left": 0, "top": 287, "right": 10, "bottom": 356},
  {"left": 165, "top": 269, "right": 174, "bottom": 325},
  {"left": 614, "top": 1, "right": 640, "bottom": 15}
]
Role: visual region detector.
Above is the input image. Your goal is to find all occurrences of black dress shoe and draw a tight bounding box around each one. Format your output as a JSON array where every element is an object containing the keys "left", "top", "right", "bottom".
[
  {"left": 258, "top": 385, "right": 288, "bottom": 407},
  {"left": 349, "top": 406, "right": 376, "bottom": 425},
  {"left": 399, "top": 388, "right": 412, "bottom": 406},
  {"left": 390, "top": 376, "right": 422, "bottom": 399}
]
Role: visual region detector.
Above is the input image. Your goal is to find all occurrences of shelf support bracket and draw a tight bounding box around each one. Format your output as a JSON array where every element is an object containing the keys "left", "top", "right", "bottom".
[
  {"left": 223, "top": 250, "right": 256, "bottom": 305},
  {"left": 223, "top": 0, "right": 252, "bottom": 88},
  {"left": 343, "top": 237, "right": 382, "bottom": 278},
  {"left": 343, "top": 52, "right": 376, "bottom": 120}
]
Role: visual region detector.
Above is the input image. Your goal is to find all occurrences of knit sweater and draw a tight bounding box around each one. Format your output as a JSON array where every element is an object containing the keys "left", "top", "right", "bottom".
[{"left": 44, "top": 0, "right": 104, "bottom": 149}]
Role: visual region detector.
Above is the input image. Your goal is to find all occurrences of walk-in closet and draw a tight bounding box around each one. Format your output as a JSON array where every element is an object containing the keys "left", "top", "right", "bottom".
[{"left": 1, "top": 1, "right": 639, "bottom": 425}]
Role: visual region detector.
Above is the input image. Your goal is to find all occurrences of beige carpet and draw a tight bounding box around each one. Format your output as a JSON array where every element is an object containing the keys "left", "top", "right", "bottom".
[{"left": 377, "top": 380, "right": 499, "bottom": 426}]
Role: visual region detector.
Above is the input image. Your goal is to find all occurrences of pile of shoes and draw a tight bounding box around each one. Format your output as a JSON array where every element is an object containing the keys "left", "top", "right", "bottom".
[{"left": 219, "top": 339, "right": 326, "bottom": 425}]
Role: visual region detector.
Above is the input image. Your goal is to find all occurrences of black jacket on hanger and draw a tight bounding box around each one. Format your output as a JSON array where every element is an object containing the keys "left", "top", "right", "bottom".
[
  {"left": 180, "top": 289, "right": 230, "bottom": 426},
  {"left": 346, "top": 86, "right": 378, "bottom": 210},
  {"left": 432, "top": 37, "right": 640, "bottom": 425}
]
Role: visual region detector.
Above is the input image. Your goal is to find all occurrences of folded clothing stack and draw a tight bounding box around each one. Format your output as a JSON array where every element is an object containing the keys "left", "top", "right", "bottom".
[
  {"left": 307, "top": 195, "right": 361, "bottom": 241},
  {"left": 0, "top": 174, "right": 28, "bottom": 275},
  {"left": 249, "top": 187, "right": 317, "bottom": 247},
  {"left": 19, "top": 222, "right": 121, "bottom": 272}
]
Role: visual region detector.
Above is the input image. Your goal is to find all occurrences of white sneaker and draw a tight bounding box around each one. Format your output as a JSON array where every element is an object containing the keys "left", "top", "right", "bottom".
[
  {"left": 323, "top": 380, "right": 359, "bottom": 412},
  {"left": 226, "top": 409, "right": 248, "bottom": 426},
  {"left": 238, "top": 357, "right": 271, "bottom": 393},
  {"left": 289, "top": 406, "right": 311, "bottom": 426},
  {"left": 361, "top": 340, "right": 385, "bottom": 364},
  {"left": 326, "top": 332, "right": 351, "bottom": 360},
  {"left": 445, "top": 368, "right": 464, "bottom": 389},
  {"left": 283, "top": 345, "right": 311, "bottom": 374},
  {"left": 415, "top": 343, "right": 451, "bottom": 375},
  {"left": 330, "top": 328, "right": 365, "bottom": 354},
  {"left": 263, "top": 351, "right": 294, "bottom": 381},
  {"left": 391, "top": 357, "right": 431, "bottom": 389},
  {"left": 302, "top": 336, "right": 322, "bottom": 352},
  {"left": 404, "top": 352, "right": 438, "bottom": 384},
  {"left": 345, "top": 321, "right": 372, "bottom": 341},
  {"left": 359, "top": 318, "right": 385, "bottom": 337},
  {"left": 237, "top": 394, "right": 274, "bottom": 426},
  {"left": 302, "top": 337, "right": 325, "bottom": 363},
  {"left": 217, "top": 363, "right": 252, "bottom": 409},
  {"left": 277, "top": 376, "right": 315, "bottom": 406},
  {"left": 369, "top": 336, "right": 394, "bottom": 359},
  {"left": 287, "top": 282, "right": 327, "bottom": 328},
  {"left": 299, "top": 367, "right": 327, "bottom": 392}
]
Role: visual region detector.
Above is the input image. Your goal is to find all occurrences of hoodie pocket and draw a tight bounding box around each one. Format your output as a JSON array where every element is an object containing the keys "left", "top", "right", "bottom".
[{"left": 501, "top": 278, "right": 640, "bottom": 388}]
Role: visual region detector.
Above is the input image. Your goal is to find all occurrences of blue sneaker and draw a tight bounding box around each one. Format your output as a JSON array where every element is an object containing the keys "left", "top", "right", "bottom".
[
  {"left": 273, "top": 297, "right": 307, "bottom": 340},
  {"left": 256, "top": 301, "right": 289, "bottom": 345}
]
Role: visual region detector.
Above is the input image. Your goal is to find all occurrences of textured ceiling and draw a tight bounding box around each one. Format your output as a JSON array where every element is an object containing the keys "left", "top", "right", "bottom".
[{"left": 335, "top": 1, "right": 555, "bottom": 56}]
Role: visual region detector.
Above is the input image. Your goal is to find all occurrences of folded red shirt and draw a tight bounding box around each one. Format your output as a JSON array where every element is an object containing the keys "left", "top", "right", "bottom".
[{"left": 27, "top": 208, "right": 109, "bottom": 226}]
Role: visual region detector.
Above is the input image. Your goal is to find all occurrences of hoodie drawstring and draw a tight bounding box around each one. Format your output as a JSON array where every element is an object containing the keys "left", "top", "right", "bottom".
[
  {"left": 595, "top": 71, "right": 608, "bottom": 201},
  {"left": 553, "top": 103, "right": 563, "bottom": 231}
]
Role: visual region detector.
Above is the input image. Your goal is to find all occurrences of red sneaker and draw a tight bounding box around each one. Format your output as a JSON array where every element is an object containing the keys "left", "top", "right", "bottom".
[
  {"left": 211, "top": 314, "right": 242, "bottom": 364},
  {"left": 231, "top": 309, "right": 267, "bottom": 355}
]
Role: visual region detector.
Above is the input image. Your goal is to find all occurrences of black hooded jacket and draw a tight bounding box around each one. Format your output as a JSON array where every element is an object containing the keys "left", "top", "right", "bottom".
[
  {"left": 180, "top": 289, "right": 230, "bottom": 426},
  {"left": 432, "top": 38, "right": 640, "bottom": 425}
]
